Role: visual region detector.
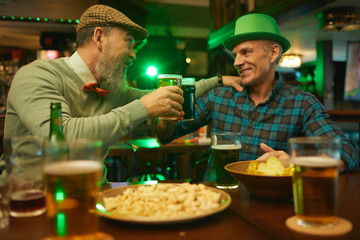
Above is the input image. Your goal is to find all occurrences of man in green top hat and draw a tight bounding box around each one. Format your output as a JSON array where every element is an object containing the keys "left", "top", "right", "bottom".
[{"left": 155, "top": 13, "right": 358, "bottom": 179}]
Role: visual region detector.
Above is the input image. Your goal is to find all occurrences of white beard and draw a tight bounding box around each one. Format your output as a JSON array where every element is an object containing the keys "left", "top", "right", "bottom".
[{"left": 95, "top": 50, "right": 129, "bottom": 92}]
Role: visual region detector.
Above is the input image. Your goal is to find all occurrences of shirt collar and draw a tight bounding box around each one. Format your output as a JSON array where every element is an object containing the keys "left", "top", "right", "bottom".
[{"left": 68, "top": 51, "right": 97, "bottom": 85}]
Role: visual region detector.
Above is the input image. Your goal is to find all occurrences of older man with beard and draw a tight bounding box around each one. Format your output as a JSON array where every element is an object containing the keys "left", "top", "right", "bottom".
[{"left": 0, "top": 5, "right": 242, "bottom": 183}]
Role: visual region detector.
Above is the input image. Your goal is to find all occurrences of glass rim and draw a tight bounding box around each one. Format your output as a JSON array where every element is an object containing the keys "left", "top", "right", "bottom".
[
  {"left": 211, "top": 132, "right": 241, "bottom": 136},
  {"left": 288, "top": 136, "right": 340, "bottom": 144},
  {"left": 157, "top": 74, "right": 182, "bottom": 79},
  {"left": 182, "top": 78, "right": 195, "bottom": 85}
]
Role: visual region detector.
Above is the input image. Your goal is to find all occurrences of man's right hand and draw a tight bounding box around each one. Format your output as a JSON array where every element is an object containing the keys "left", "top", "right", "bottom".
[{"left": 140, "top": 86, "right": 184, "bottom": 119}]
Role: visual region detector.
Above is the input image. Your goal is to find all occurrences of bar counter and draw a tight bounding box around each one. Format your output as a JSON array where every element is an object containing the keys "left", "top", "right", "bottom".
[{"left": 1, "top": 171, "right": 359, "bottom": 240}]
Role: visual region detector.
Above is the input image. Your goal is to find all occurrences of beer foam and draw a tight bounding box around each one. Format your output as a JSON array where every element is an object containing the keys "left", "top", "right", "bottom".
[
  {"left": 211, "top": 144, "right": 242, "bottom": 150},
  {"left": 44, "top": 160, "right": 101, "bottom": 175},
  {"left": 291, "top": 156, "right": 339, "bottom": 167}
]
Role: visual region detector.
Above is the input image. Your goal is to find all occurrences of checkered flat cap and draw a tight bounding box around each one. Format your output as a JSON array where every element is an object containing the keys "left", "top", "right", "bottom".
[{"left": 77, "top": 4, "right": 148, "bottom": 41}]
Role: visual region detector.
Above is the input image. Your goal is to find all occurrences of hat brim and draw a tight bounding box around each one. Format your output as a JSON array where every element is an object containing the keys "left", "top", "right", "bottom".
[{"left": 224, "top": 32, "right": 291, "bottom": 53}]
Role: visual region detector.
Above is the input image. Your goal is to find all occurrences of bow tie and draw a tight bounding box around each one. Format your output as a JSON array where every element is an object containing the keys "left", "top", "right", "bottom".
[{"left": 82, "top": 82, "right": 110, "bottom": 97}]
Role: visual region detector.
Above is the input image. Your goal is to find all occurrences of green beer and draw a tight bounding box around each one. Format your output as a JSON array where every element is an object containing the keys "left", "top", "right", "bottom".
[
  {"left": 157, "top": 74, "right": 182, "bottom": 120},
  {"left": 212, "top": 144, "right": 241, "bottom": 189},
  {"left": 181, "top": 78, "right": 195, "bottom": 121}
]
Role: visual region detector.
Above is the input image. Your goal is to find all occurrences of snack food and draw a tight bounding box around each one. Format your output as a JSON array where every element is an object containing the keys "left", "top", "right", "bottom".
[
  {"left": 103, "top": 183, "right": 221, "bottom": 218},
  {"left": 247, "top": 156, "right": 292, "bottom": 176}
]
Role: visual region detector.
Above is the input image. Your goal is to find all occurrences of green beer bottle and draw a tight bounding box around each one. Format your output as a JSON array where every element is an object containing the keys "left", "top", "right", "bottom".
[{"left": 49, "top": 102, "right": 66, "bottom": 141}]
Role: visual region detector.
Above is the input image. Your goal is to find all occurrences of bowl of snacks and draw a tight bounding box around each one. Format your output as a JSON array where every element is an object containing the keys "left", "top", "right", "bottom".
[{"left": 225, "top": 157, "right": 293, "bottom": 200}]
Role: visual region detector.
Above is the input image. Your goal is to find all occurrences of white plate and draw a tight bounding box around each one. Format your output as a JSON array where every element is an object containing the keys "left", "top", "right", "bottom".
[{"left": 97, "top": 183, "right": 231, "bottom": 224}]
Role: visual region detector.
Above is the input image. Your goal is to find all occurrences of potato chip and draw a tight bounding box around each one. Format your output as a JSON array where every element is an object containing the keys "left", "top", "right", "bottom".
[{"left": 247, "top": 156, "right": 292, "bottom": 176}]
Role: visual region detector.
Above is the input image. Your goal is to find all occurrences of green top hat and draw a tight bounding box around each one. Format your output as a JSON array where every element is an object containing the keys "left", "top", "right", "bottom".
[{"left": 223, "top": 13, "right": 290, "bottom": 53}]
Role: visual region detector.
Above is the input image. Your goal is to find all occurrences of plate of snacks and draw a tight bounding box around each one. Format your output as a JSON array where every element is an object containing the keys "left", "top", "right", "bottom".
[
  {"left": 97, "top": 183, "right": 231, "bottom": 224},
  {"left": 225, "top": 157, "right": 293, "bottom": 200}
]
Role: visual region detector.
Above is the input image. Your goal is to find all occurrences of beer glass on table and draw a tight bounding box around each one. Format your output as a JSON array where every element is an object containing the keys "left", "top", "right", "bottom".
[
  {"left": 43, "top": 139, "right": 112, "bottom": 240},
  {"left": 211, "top": 132, "right": 241, "bottom": 189},
  {"left": 4, "top": 136, "right": 46, "bottom": 217},
  {"left": 157, "top": 74, "right": 182, "bottom": 120},
  {"left": 288, "top": 136, "right": 341, "bottom": 228}
]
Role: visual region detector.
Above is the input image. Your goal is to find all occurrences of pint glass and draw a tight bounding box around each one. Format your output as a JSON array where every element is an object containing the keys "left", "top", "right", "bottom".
[
  {"left": 211, "top": 132, "right": 241, "bottom": 189},
  {"left": 5, "top": 136, "right": 46, "bottom": 217},
  {"left": 157, "top": 74, "right": 182, "bottom": 120},
  {"left": 288, "top": 137, "right": 341, "bottom": 228},
  {"left": 181, "top": 78, "right": 195, "bottom": 121},
  {"left": 43, "top": 139, "right": 104, "bottom": 239}
]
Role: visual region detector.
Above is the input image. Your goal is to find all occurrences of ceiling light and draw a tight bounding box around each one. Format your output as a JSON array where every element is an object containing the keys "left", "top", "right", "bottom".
[
  {"left": 318, "top": 7, "right": 360, "bottom": 32},
  {"left": 279, "top": 54, "right": 302, "bottom": 68}
]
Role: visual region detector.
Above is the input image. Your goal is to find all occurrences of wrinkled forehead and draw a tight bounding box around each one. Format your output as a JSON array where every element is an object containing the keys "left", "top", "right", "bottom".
[{"left": 232, "top": 39, "right": 269, "bottom": 52}]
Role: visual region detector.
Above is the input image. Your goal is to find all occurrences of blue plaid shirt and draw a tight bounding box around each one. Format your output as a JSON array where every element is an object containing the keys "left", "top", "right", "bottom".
[{"left": 157, "top": 74, "right": 359, "bottom": 178}]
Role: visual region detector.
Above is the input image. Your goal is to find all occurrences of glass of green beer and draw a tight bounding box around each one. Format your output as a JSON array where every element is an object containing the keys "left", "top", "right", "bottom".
[
  {"left": 211, "top": 132, "right": 241, "bottom": 189},
  {"left": 289, "top": 136, "right": 341, "bottom": 228},
  {"left": 157, "top": 74, "right": 182, "bottom": 120}
]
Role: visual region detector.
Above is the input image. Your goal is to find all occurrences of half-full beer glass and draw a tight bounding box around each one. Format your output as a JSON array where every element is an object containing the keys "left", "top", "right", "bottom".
[
  {"left": 157, "top": 74, "right": 182, "bottom": 120},
  {"left": 289, "top": 137, "right": 341, "bottom": 228},
  {"left": 211, "top": 132, "right": 241, "bottom": 189},
  {"left": 43, "top": 139, "right": 107, "bottom": 239}
]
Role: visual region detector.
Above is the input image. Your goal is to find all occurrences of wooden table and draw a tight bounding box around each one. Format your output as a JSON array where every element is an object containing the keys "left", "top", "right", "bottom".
[
  {"left": 107, "top": 138, "right": 210, "bottom": 181},
  {"left": 1, "top": 171, "right": 359, "bottom": 240}
]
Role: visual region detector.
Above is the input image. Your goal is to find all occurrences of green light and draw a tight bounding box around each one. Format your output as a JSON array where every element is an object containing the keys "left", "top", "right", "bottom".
[
  {"left": 146, "top": 66, "right": 158, "bottom": 77},
  {"left": 52, "top": 18, "right": 56, "bottom": 22},
  {"left": 36, "top": 17, "right": 40, "bottom": 21},
  {"left": 20, "top": 16, "right": 24, "bottom": 20},
  {"left": 55, "top": 191, "right": 65, "bottom": 201},
  {"left": 28, "top": 17, "right": 32, "bottom": 20},
  {"left": 44, "top": 18, "right": 48, "bottom": 22},
  {"left": 96, "top": 203, "right": 106, "bottom": 212},
  {"left": 60, "top": 18, "right": 64, "bottom": 22},
  {"left": 75, "top": 19, "right": 79, "bottom": 23},
  {"left": 68, "top": 19, "right": 72, "bottom": 23},
  {"left": 155, "top": 174, "right": 166, "bottom": 180},
  {"left": 56, "top": 213, "right": 66, "bottom": 236},
  {"left": 2, "top": 16, "right": 6, "bottom": 19},
  {"left": 11, "top": 16, "right": 15, "bottom": 20}
]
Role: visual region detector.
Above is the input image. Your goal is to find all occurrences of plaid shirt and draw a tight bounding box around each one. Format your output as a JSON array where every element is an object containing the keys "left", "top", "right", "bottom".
[{"left": 158, "top": 74, "right": 359, "bottom": 178}]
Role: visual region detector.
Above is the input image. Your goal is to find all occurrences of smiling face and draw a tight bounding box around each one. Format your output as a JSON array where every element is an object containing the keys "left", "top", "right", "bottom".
[
  {"left": 232, "top": 40, "right": 279, "bottom": 88},
  {"left": 95, "top": 27, "right": 136, "bottom": 90}
]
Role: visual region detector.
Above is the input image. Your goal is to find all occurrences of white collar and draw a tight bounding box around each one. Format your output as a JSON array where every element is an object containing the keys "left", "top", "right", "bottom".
[{"left": 67, "top": 51, "right": 97, "bottom": 85}]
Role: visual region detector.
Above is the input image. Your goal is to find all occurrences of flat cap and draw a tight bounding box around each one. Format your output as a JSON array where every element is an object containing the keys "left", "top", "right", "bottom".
[{"left": 77, "top": 4, "right": 148, "bottom": 41}]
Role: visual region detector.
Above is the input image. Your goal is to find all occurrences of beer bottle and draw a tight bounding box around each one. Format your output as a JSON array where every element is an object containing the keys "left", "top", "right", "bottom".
[{"left": 49, "top": 102, "right": 66, "bottom": 141}]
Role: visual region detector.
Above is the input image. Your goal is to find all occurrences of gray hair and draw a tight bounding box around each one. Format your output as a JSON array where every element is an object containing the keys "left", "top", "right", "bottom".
[
  {"left": 266, "top": 40, "right": 283, "bottom": 65},
  {"left": 76, "top": 26, "right": 114, "bottom": 48}
]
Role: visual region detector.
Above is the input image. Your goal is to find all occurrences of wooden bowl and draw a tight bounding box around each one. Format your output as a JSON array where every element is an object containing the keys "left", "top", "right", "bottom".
[{"left": 225, "top": 160, "right": 293, "bottom": 200}]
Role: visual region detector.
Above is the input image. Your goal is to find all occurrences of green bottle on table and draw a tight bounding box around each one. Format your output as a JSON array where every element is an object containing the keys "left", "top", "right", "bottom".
[{"left": 49, "top": 102, "right": 66, "bottom": 141}]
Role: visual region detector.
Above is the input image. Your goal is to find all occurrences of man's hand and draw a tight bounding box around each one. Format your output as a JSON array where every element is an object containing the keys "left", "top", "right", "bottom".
[
  {"left": 140, "top": 86, "right": 184, "bottom": 119},
  {"left": 256, "top": 143, "right": 290, "bottom": 161},
  {"left": 222, "top": 76, "right": 243, "bottom": 92}
]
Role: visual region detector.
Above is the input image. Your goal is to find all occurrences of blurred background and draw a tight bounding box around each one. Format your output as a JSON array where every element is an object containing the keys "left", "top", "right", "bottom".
[
  {"left": 1, "top": 0, "right": 359, "bottom": 180},
  {"left": 1, "top": 0, "right": 360, "bottom": 122}
]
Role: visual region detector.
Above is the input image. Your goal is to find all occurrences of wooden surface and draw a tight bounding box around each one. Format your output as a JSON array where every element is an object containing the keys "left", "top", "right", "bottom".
[
  {"left": 108, "top": 138, "right": 209, "bottom": 157},
  {"left": 1, "top": 171, "right": 359, "bottom": 240}
]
